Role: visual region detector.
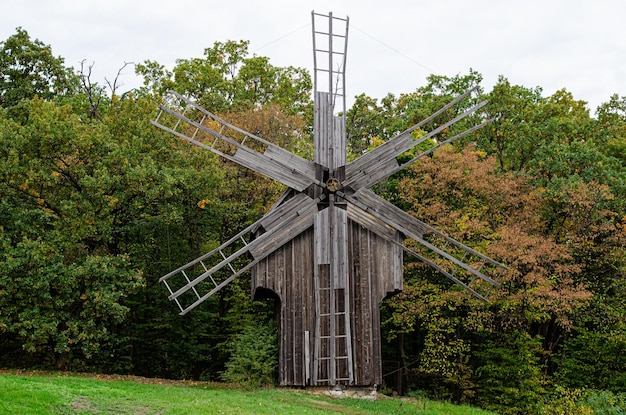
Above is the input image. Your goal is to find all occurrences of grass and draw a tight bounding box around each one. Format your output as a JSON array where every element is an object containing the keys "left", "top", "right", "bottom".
[{"left": 0, "top": 370, "right": 498, "bottom": 415}]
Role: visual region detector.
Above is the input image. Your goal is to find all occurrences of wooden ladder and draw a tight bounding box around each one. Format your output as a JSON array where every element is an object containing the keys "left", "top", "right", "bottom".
[{"left": 312, "top": 206, "right": 354, "bottom": 385}]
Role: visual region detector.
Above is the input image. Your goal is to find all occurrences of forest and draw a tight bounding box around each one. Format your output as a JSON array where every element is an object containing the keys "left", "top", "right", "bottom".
[{"left": 0, "top": 28, "right": 625, "bottom": 414}]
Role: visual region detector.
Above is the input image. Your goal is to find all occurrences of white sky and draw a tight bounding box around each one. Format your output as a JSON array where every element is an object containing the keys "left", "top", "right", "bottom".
[{"left": 2, "top": 0, "right": 625, "bottom": 113}]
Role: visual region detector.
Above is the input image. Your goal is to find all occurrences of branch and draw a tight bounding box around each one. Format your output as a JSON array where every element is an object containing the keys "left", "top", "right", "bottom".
[
  {"left": 106, "top": 61, "right": 135, "bottom": 96},
  {"left": 79, "top": 59, "right": 102, "bottom": 119}
]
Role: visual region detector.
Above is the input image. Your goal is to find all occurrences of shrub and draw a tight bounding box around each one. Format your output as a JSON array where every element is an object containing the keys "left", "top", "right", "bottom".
[{"left": 221, "top": 320, "right": 278, "bottom": 388}]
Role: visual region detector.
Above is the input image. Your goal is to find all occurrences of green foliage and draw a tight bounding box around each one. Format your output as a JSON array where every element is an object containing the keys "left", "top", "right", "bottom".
[
  {"left": 136, "top": 40, "right": 313, "bottom": 116},
  {"left": 0, "top": 92, "right": 226, "bottom": 371},
  {"left": 221, "top": 320, "right": 278, "bottom": 388},
  {"left": 581, "top": 390, "right": 626, "bottom": 415},
  {"left": 475, "top": 331, "right": 546, "bottom": 415},
  {"left": 541, "top": 387, "right": 626, "bottom": 415},
  {"left": 558, "top": 296, "right": 626, "bottom": 391},
  {"left": 0, "top": 28, "right": 78, "bottom": 109},
  {"left": 541, "top": 386, "right": 594, "bottom": 415}
]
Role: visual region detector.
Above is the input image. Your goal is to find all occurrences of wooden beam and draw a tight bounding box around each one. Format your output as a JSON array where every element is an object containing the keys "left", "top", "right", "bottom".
[{"left": 234, "top": 147, "right": 314, "bottom": 192}]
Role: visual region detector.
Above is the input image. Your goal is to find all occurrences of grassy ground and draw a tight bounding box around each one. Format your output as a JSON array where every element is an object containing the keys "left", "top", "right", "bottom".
[{"left": 0, "top": 370, "right": 498, "bottom": 415}]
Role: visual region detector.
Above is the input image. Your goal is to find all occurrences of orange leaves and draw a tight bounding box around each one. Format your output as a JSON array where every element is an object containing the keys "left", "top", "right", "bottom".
[
  {"left": 18, "top": 179, "right": 29, "bottom": 191},
  {"left": 399, "top": 144, "right": 593, "bottom": 328},
  {"left": 196, "top": 199, "right": 210, "bottom": 209}
]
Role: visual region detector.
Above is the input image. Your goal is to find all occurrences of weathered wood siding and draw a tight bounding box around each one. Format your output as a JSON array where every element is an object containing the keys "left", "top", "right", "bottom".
[
  {"left": 348, "top": 220, "right": 403, "bottom": 385},
  {"left": 252, "top": 217, "right": 403, "bottom": 387},
  {"left": 253, "top": 228, "right": 315, "bottom": 386}
]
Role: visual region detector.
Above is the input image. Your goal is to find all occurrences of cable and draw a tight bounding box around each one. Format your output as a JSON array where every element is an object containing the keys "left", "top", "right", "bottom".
[
  {"left": 252, "top": 23, "right": 310, "bottom": 55},
  {"left": 351, "top": 23, "right": 437, "bottom": 75}
]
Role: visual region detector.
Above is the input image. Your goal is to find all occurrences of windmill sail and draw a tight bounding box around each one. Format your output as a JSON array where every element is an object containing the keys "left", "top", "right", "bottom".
[
  {"left": 152, "top": 91, "right": 318, "bottom": 191},
  {"left": 160, "top": 193, "right": 319, "bottom": 315},
  {"left": 344, "top": 188, "right": 506, "bottom": 301},
  {"left": 344, "top": 86, "right": 491, "bottom": 190}
]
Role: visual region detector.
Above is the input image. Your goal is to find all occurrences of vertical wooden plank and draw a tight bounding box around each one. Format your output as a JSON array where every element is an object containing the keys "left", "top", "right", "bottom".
[
  {"left": 291, "top": 236, "right": 301, "bottom": 385},
  {"left": 304, "top": 330, "right": 310, "bottom": 385},
  {"left": 364, "top": 229, "right": 375, "bottom": 384},
  {"left": 315, "top": 209, "right": 330, "bottom": 265},
  {"left": 314, "top": 92, "right": 331, "bottom": 168},
  {"left": 332, "top": 207, "right": 348, "bottom": 289},
  {"left": 351, "top": 221, "right": 368, "bottom": 385},
  {"left": 393, "top": 231, "right": 403, "bottom": 292},
  {"left": 305, "top": 228, "right": 315, "bottom": 385},
  {"left": 333, "top": 115, "right": 346, "bottom": 169},
  {"left": 346, "top": 220, "right": 355, "bottom": 384},
  {"left": 370, "top": 232, "right": 383, "bottom": 384}
]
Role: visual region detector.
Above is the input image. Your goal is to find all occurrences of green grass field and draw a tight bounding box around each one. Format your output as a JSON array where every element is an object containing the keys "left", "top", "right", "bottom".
[{"left": 0, "top": 371, "right": 498, "bottom": 414}]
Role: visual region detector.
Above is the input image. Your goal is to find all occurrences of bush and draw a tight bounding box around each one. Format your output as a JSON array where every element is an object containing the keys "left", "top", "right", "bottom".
[
  {"left": 581, "top": 390, "right": 626, "bottom": 415},
  {"left": 221, "top": 320, "right": 278, "bottom": 388},
  {"left": 541, "top": 387, "right": 626, "bottom": 415},
  {"left": 542, "top": 386, "right": 593, "bottom": 415}
]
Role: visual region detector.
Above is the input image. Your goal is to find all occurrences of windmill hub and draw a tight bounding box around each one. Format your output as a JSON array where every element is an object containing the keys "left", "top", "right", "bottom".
[{"left": 325, "top": 177, "right": 342, "bottom": 193}]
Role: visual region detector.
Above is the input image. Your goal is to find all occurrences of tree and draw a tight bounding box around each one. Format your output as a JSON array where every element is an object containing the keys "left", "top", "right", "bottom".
[
  {"left": 0, "top": 28, "right": 77, "bottom": 109},
  {"left": 383, "top": 145, "right": 592, "bottom": 404},
  {"left": 478, "top": 77, "right": 546, "bottom": 170},
  {"left": 0, "top": 88, "right": 233, "bottom": 372},
  {"left": 136, "top": 40, "right": 312, "bottom": 116},
  {"left": 0, "top": 99, "right": 143, "bottom": 368},
  {"left": 345, "top": 93, "right": 395, "bottom": 157},
  {"left": 596, "top": 93, "right": 626, "bottom": 163}
]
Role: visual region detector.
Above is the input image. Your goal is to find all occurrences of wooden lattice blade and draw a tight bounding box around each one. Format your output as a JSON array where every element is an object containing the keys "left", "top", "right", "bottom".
[
  {"left": 344, "top": 86, "right": 490, "bottom": 190},
  {"left": 343, "top": 189, "right": 506, "bottom": 301},
  {"left": 159, "top": 193, "right": 319, "bottom": 315},
  {"left": 152, "top": 91, "right": 317, "bottom": 192}
]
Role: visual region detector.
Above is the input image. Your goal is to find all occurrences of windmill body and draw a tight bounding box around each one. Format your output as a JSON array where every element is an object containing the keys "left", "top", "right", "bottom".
[{"left": 153, "top": 11, "right": 506, "bottom": 388}]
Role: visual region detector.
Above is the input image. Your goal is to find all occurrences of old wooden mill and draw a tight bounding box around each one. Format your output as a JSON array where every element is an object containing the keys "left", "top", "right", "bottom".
[{"left": 152, "top": 11, "right": 506, "bottom": 388}]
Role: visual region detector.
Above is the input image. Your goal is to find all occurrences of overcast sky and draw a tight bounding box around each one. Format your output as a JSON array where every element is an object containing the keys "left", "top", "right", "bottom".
[{"left": 2, "top": 0, "right": 625, "bottom": 112}]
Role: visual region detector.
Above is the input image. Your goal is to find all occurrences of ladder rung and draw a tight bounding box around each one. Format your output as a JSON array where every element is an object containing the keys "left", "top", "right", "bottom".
[
  {"left": 312, "top": 31, "right": 347, "bottom": 39},
  {"left": 219, "top": 250, "right": 237, "bottom": 274},
  {"left": 173, "top": 298, "right": 184, "bottom": 313},
  {"left": 314, "top": 68, "right": 345, "bottom": 75},
  {"left": 319, "top": 334, "right": 348, "bottom": 340},
  {"left": 191, "top": 115, "right": 206, "bottom": 140},
  {"left": 181, "top": 270, "right": 202, "bottom": 300},
  {"left": 162, "top": 280, "right": 175, "bottom": 296}
]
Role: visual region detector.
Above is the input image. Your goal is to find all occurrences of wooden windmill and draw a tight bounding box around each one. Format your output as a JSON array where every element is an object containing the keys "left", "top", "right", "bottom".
[{"left": 152, "top": 11, "right": 506, "bottom": 388}]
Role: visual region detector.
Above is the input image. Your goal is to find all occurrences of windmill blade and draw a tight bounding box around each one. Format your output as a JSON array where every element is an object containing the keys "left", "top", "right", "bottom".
[
  {"left": 342, "top": 188, "right": 506, "bottom": 300},
  {"left": 344, "top": 86, "right": 490, "bottom": 190},
  {"left": 152, "top": 91, "right": 318, "bottom": 192},
  {"left": 160, "top": 193, "right": 320, "bottom": 315}
]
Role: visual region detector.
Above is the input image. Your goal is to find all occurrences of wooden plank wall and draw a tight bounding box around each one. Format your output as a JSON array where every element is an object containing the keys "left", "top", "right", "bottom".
[
  {"left": 252, "top": 216, "right": 403, "bottom": 387},
  {"left": 253, "top": 228, "right": 315, "bottom": 386}
]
